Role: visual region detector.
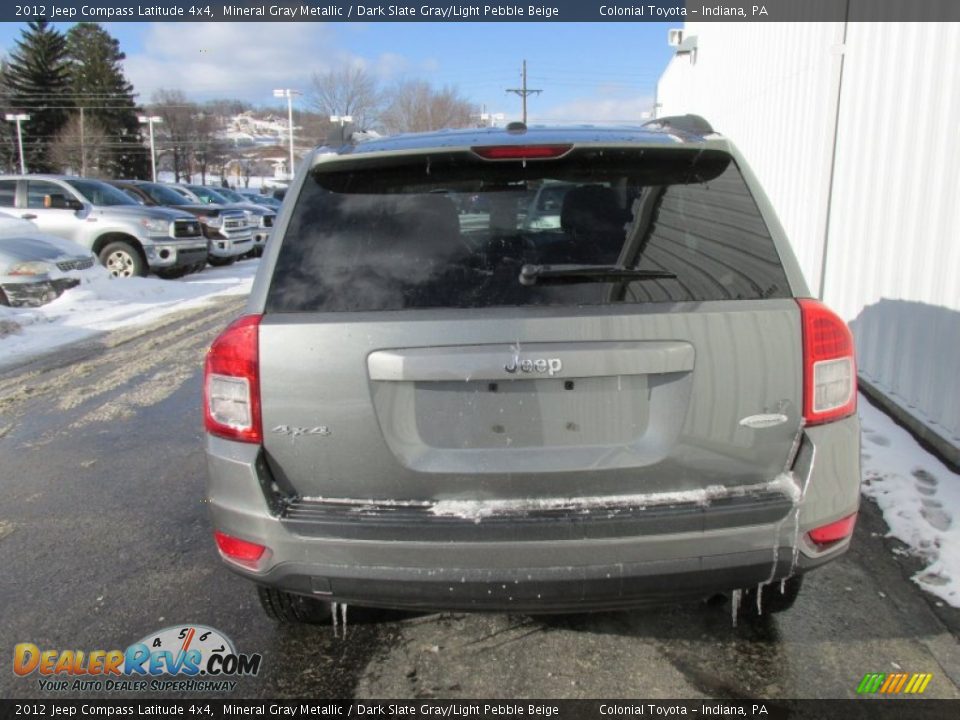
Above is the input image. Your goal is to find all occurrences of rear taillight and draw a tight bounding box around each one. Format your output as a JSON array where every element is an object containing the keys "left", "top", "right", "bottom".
[
  {"left": 808, "top": 512, "right": 858, "bottom": 547},
  {"left": 798, "top": 298, "right": 857, "bottom": 425},
  {"left": 203, "top": 314, "right": 262, "bottom": 443},
  {"left": 214, "top": 531, "right": 268, "bottom": 569}
]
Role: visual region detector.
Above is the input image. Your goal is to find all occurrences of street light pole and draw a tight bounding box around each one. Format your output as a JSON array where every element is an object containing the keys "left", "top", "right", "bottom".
[
  {"left": 5, "top": 113, "right": 30, "bottom": 174},
  {"left": 273, "top": 88, "right": 301, "bottom": 180},
  {"left": 138, "top": 115, "right": 162, "bottom": 182}
]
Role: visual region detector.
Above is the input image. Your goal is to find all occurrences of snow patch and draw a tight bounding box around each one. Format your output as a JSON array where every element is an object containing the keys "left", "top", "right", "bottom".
[
  {"left": 429, "top": 474, "right": 800, "bottom": 522},
  {"left": 0, "top": 260, "right": 259, "bottom": 368},
  {"left": 859, "top": 394, "right": 960, "bottom": 607}
]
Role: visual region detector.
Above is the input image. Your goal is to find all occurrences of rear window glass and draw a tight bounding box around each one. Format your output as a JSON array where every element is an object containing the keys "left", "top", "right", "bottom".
[
  {"left": 140, "top": 183, "right": 190, "bottom": 206},
  {"left": 266, "top": 147, "right": 791, "bottom": 313}
]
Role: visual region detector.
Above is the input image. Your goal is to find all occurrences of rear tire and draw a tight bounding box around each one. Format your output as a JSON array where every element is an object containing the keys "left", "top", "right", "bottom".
[
  {"left": 735, "top": 575, "right": 804, "bottom": 622},
  {"left": 99, "top": 241, "right": 146, "bottom": 278},
  {"left": 207, "top": 255, "right": 236, "bottom": 267},
  {"left": 257, "top": 586, "right": 331, "bottom": 624}
]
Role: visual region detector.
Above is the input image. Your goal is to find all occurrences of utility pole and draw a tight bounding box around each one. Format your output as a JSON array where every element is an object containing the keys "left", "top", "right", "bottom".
[
  {"left": 80, "top": 107, "right": 86, "bottom": 177},
  {"left": 506, "top": 60, "right": 541, "bottom": 124}
]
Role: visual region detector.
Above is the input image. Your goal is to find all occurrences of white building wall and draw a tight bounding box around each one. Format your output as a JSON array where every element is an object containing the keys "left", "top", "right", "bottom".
[
  {"left": 825, "top": 22, "right": 960, "bottom": 442},
  {"left": 656, "top": 21, "right": 960, "bottom": 455},
  {"left": 657, "top": 22, "right": 845, "bottom": 293}
]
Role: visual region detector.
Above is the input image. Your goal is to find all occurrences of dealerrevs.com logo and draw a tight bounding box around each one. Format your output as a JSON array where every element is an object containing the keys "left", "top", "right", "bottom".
[{"left": 13, "top": 625, "right": 261, "bottom": 693}]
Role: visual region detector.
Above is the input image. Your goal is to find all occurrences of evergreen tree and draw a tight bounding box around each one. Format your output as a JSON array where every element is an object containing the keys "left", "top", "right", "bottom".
[
  {"left": 3, "top": 21, "right": 72, "bottom": 173},
  {"left": 65, "top": 23, "right": 148, "bottom": 178}
]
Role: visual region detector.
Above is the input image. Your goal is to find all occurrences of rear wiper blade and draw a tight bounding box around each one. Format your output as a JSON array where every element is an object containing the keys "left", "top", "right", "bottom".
[{"left": 519, "top": 263, "right": 677, "bottom": 286}]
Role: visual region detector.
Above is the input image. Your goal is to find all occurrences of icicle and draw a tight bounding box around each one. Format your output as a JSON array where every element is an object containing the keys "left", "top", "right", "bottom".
[
  {"left": 331, "top": 601, "right": 339, "bottom": 638},
  {"left": 340, "top": 603, "right": 348, "bottom": 639},
  {"left": 756, "top": 583, "right": 764, "bottom": 615},
  {"left": 730, "top": 589, "right": 741, "bottom": 628},
  {"left": 780, "top": 579, "right": 787, "bottom": 595}
]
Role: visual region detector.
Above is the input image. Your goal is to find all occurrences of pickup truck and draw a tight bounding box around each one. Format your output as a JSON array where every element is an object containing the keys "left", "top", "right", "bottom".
[
  {"left": 172, "top": 184, "right": 275, "bottom": 258},
  {"left": 0, "top": 175, "right": 207, "bottom": 278},
  {"left": 108, "top": 180, "right": 254, "bottom": 267}
]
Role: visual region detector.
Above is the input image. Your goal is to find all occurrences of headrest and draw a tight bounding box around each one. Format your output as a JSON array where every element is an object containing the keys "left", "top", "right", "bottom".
[{"left": 560, "top": 185, "right": 630, "bottom": 235}]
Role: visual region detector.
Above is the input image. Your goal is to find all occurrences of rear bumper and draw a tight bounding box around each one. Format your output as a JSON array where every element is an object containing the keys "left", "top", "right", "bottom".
[
  {"left": 249, "top": 548, "right": 832, "bottom": 613},
  {"left": 204, "top": 415, "right": 861, "bottom": 612}
]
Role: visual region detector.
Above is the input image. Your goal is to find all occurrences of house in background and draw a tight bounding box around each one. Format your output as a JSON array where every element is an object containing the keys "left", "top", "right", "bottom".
[{"left": 657, "top": 22, "right": 960, "bottom": 465}]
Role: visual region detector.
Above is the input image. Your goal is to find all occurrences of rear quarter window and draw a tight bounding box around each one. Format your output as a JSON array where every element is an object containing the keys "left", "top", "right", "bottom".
[{"left": 266, "top": 147, "right": 791, "bottom": 313}]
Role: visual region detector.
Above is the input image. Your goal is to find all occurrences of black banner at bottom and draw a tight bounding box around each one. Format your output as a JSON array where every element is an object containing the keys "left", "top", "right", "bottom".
[{"left": 1, "top": 700, "right": 957, "bottom": 720}]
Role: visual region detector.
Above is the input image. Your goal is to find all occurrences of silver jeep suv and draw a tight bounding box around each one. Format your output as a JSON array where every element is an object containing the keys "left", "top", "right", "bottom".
[
  {"left": 0, "top": 175, "right": 207, "bottom": 277},
  {"left": 203, "top": 118, "right": 861, "bottom": 623}
]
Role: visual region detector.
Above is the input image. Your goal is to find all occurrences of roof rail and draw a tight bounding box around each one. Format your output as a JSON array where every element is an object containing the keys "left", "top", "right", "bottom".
[{"left": 642, "top": 114, "right": 715, "bottom": 136}]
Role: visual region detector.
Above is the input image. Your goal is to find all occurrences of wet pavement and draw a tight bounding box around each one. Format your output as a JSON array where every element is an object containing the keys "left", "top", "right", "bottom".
[{"left": 0, "top": 299, "right": 958, "bottom": 700}]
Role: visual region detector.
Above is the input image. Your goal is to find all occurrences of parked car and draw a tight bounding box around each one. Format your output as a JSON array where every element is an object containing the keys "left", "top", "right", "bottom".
[
  {"left": 0, "top": 175, "right": 207, "bottom": 278},
  {"left": 107, "top": 181, "right": 253, "bottom": 268},
  {"left": 0, "top": 212, "right": 102, "bottom": 306},
  {"left": 203, "top": 118, "right": 860, "bottom": 624},
  {"left": 521, "top": 180, "right": 576, "bottom": 230},
  {"left": 171, "top": 184, "right": 274, "bottom": 257},
  {"left": 233, "top": 189, "right": 283, "bottom": 211}
]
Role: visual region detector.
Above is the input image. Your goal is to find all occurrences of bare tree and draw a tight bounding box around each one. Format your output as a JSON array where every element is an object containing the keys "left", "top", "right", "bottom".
[
  {"left": 192, "top": 112, "right": 228, "bottom": 186},
  {"left": 49, "top": 112, "right": 109, "bottom": 176},
  {"left": 307, "top": 64, "right": 380, "bottom": 130},
  {"left": 150, "top": 88, "right": 197, "bottom": 182},
  {"left": 380, "top": 81, "right": 475, "bottom": 135}
]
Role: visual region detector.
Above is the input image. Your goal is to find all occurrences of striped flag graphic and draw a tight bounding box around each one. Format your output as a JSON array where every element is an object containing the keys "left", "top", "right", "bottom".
[{"left": 856, "top": 672, "right": 933, "bottom": 694}]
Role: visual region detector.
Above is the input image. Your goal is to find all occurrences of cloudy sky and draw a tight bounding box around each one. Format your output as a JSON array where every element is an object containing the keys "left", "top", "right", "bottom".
[{"left": 0, "top": 21, "right": 674, "bottom": 123}]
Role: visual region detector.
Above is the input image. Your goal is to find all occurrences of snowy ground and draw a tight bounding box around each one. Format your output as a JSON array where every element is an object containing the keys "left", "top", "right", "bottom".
[
  {"left": 0, "top": 259, "right": 259, "bottom": 369},
  {"left": 860, "top": 395, "right": 960, "bottom": 608},
  {"left": 1, "top": 269, "right": 957, "bottom": 609}
]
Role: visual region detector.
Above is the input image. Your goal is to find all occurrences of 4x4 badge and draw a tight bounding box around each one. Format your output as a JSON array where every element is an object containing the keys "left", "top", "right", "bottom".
[
  {"left": 505, "top": 358, "right": 563, "bottom": 376},
  {"left": 271, "top": 425, "right": 331, "bottom": 438}
]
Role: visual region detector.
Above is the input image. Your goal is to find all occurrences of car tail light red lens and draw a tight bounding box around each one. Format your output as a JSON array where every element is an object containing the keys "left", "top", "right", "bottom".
[
  {"left": 798, "top": 298, "right": 857, "bottom": 425},
  {"left": 471, "top": 144, "right": 573, "bottom": 160},
  {"left": 808, "top": 512, "right": 858, "bottom": 546},
  {"left": 214, "top": 531, "right": 267, "bottom": 567},
  {"left": 203, "top": 314, "right": 262, "bottom": 443}
]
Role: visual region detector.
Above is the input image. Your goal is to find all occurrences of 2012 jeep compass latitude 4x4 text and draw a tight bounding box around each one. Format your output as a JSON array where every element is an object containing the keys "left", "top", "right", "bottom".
[{"left": 204, "top": 117, "right": 860, "bottom": 623}]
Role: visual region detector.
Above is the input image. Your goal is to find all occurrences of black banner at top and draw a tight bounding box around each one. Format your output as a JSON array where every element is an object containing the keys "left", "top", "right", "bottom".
[{"left": 3, "top": 0, "right": 960, "bottom": 23}]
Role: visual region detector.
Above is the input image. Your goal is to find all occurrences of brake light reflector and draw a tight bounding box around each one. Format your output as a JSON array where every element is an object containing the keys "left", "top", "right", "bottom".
[
  {"left": 798, "top": 298, "right": 857, "bottom": 425},
  {"left": 203, "top": 314, "right": 262, "bottom": 443},
  {"left": 471, "top": 144, "right": 573, "bottom": 160},
  {"left": 214, "top": 531, "right": 267, "bottom": 568},
  {"left": 808, "top": 512, "right": 857, "bottom": 546}
]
